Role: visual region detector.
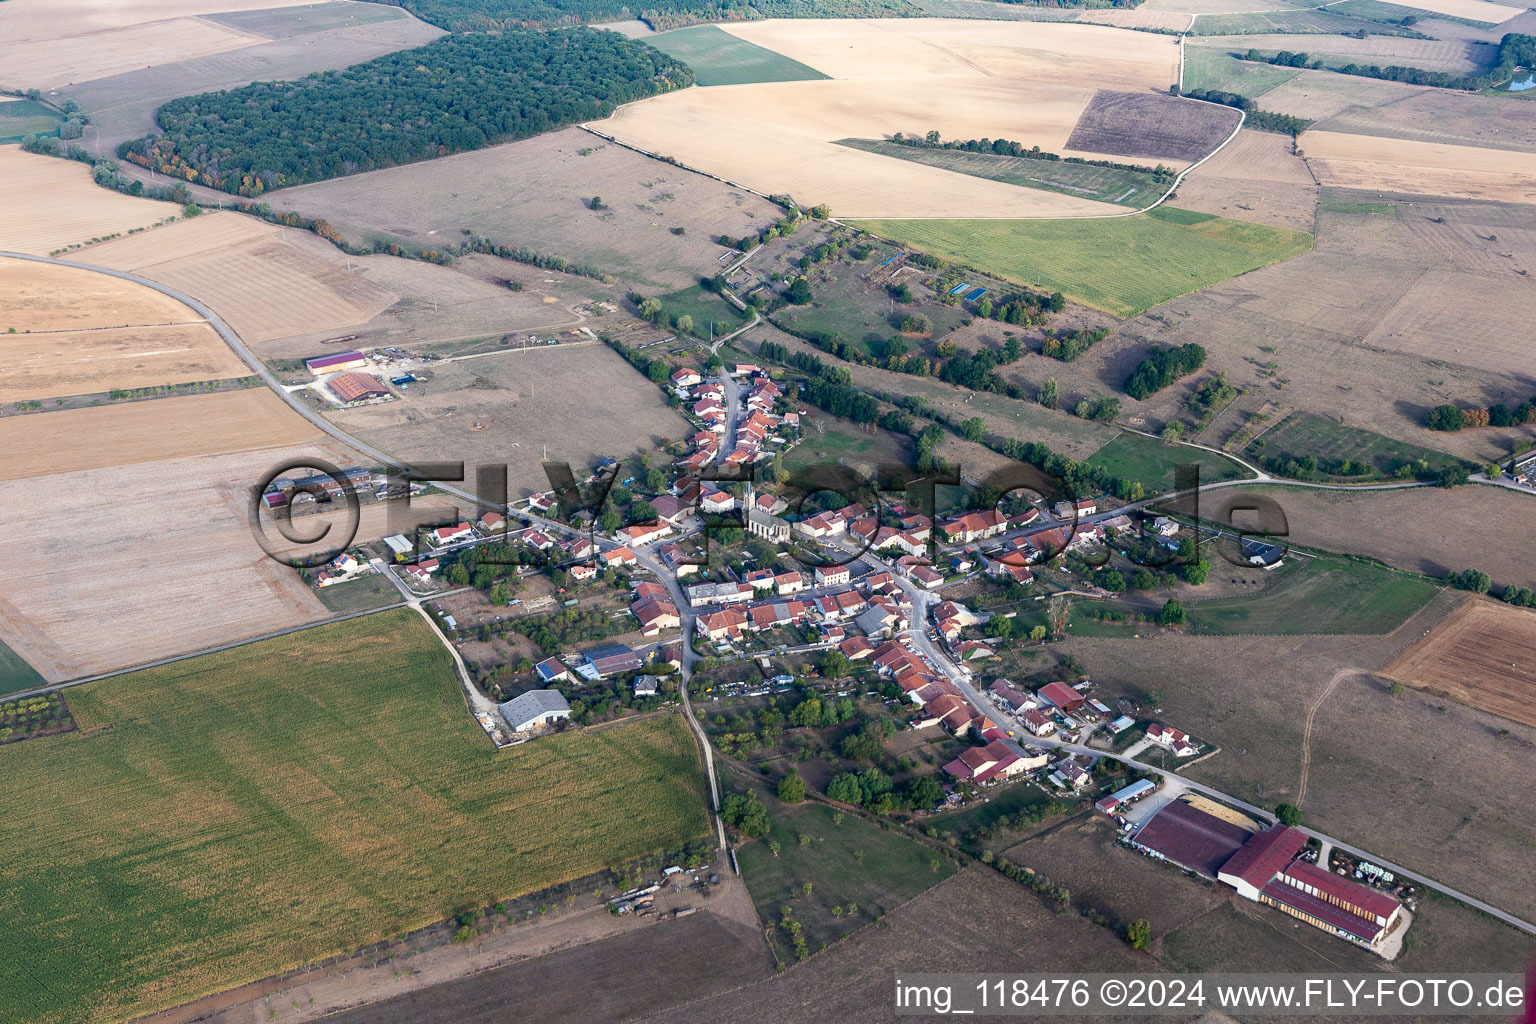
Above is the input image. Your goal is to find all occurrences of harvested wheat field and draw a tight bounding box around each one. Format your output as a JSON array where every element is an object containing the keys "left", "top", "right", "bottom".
[
  {"left": 1302, "top": 131, "right": 1536, "bottom": 205},
  {"left": 721, "top": 19, "right": 1179, "bottom": 91},
  {"left": 0, "top": 148, "right": 180, "bottom": 255},
  {"left": 1385, "top": 597, "right": 1536, "bottom": 728},
  {"left": 0, "top": 258, "right": 249, "bottom": 402},
  {"left": 0, "top": 16, "right": 262, "bottom": 91},
  {"left": 1176, "top": 129, "right": 1319, "bottom": 231},
  {"left": 2, "top": 257, "right": 204, "bottom": 332},
  {"left": 84, "top": 212, "right": 398, "bottom": 343},
  {"left": 1078, "top": 7, "right": 1195, "bottom": 31},
  {"left": 1245, "top": 71, "right": 1429, "bottom": 122},
  {"left": 0, "top": 0, "right": 322, "bottom": 41},
  {"left": 599, "top": 80, "right": 1126, "bottom": 219},
  {"left": 597, "top": 19, "right": 1192, "bottom": 218},
  {"left": 0, "top": 389, "right": 319, "bottom": 480},
  {"left": 0, "top": 442, "right": 355, "bottom": 682},
  {"left": 1389, "top": 0, "right": 1526, "bottom": 22},
  {"left": 1205, "top": 34, "right": 1494, "bottom": 77}
]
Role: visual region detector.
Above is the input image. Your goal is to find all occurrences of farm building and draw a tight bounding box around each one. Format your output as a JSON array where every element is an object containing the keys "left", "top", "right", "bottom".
[
  {"left": 1241, "top": 536, "right": 1286, "bottom": 570},
  {"left": 1095, "top": 778, "right": 1156, "bottom": 815},
  {"left": 1129, "top": 799, "right": 1253, "bottom": 878},
  {"left": 327, "top": 372, "right": 390, "bottom": 404},
  {"left": 1037, "top": 681, "right": 1086, "bottom": 714},
  {"left": 305, "top": 350, "right": 367, "bottom": 375},
  {"left": 497, "top": 690, "right": 572, "bottom": 732},
  {"left": 383, "top": 534, "right": 414, "bottom": 556},
  {"left": 584, "top": 643, "right": 642, "bottom": 678}
]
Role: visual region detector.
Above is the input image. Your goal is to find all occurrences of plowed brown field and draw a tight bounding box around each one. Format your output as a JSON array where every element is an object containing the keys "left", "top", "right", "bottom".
[{"left": 1384, "top": 597, "right": 1536, "bottom": 728}]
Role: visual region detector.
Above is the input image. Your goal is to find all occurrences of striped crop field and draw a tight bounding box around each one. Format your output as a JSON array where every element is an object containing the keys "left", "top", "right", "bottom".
[
  {"left": 0, "top": 608, "right": 708, "bottom": 1024},
  {"left": 849, "top": 208, "right": 1314, "bottom": 318}
]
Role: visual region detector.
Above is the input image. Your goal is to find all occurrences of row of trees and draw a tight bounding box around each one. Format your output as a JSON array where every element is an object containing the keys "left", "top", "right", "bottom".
[
  {"left": 1238, "top": 34, "right": 1536, "bottom": 92},
  {"left": 889, "top": 130, "right": 1176, "bottom": 183},
  {"left": 380, "top": 0, "right": 910, "bottom": 32},
  {"left": 121, "top": 30, "right": 694, "bottom": 195},
  {"left": 1450, "top": 568, "right": 1536, "bottom": 608},
  {"left": 1177, "top": 88, "right": 1311, "bottom": 137},
  {"left": 1426, "top": 398, "right": 1536, "bottom": 432}
]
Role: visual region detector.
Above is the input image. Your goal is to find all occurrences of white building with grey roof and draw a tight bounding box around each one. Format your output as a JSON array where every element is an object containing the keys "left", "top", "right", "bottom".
[{"left": 498, "top": 689, "right": 572, "bottom": 732}]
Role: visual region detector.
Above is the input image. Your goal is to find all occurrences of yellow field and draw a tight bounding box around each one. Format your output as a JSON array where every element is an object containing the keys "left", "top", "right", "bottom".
[
  {"left": 0, "top": 389, "right": 321, "bottom": 480},
  {"left": 0, "top": 148, "right": 181, "bottom": 255},
  {"left": 2, "top": 258, "right": 202, "bottom": 331},
  {"left": 1388, "top": 0, "right": 1526, "bottom": 22},
  {"left": 84, "top": 212, "right": 398, "bottom": 343},
  {"left": 1194, "top": 128, "right": 1316, "bottom": 184},
  {"left": 1302, "top": 131, "right": 1536, "bottom": 205},
  {"left": 721, "top": 19, "right": 1179, "bottom": 91},
  {"left": 596, "top": 20, "right": 1186, "bottom": 219},
  {"left": 1, "top": 258, "right": 251, "bottom": 402},
  {"left": 0, "top": 17, "right": 262, "bottom": 91},
  {"left": 0, "top": 0, "right": 322, "bottom": 42},
  {"left": 601, "top": 80, "right": 1127, "bottom": 218}
]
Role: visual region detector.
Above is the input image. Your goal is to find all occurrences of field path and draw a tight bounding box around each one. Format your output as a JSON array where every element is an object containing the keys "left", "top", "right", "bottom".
[{"left": 1296, "top": 666, "right": 1351, "bottom": 807}]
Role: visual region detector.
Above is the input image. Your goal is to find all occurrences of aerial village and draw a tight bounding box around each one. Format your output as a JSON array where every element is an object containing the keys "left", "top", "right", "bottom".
[{"left": 266, "top": 361, "right": 1414, "bottom": 958}]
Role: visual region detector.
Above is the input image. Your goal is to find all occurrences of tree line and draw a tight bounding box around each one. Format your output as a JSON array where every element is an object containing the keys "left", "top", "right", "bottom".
[
  {"left": 1177, "top": 88, "right": 1311, "bottom": 137},
  {"left": 372, "top": 0, "right": 912, "bottom": 32},
  {"left": 1237, "top": 34, "right": 1536, "bottom": 92},
  {"left": 120, "top": 29, "right": 694, "bottom": 196},
  {"left": 889, "top": 130, "right": 1176, "bottom": 183},
  {"left": 1426, "top": 393, "right": 1536, "bottom": 432}
]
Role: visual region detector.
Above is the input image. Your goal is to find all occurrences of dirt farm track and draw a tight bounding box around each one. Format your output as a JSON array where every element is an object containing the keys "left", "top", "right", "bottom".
[{"left": 1384, "top": 597, "right": 1536, "bottom": 729}]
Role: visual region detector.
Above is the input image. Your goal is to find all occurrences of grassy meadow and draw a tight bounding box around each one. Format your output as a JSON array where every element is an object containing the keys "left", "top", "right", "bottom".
[
  {"left": 736, "top": 787, "right": 955, "bottom": 963},
  {"left": 0, "top": 609, "right": 708, "bottom": 1024},
  {"left": 0, "top": 637, "right": 45, "bottom": 696},
  {"left": 849, "top": 209, "right": 1314, "bottom": 318},
  {"left": 1086, "top": 432, "right": 1254, "bottom": 493},
  {"left": 1245, "top": 411, "right": 1467, "bottom": 480},
  {"left": 1186, "top": 555, "right": 1439, "bottom": 635}
]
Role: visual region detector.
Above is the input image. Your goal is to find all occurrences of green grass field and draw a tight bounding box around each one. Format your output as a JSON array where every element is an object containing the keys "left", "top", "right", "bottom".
[
  {"left": 654, "top": 283, "right": 747, "bottom": 338},
  {"left": 736, "top": 789, "right": 955, "bottom": 962},
  {"left": 0, "top": 637, "right": 45, "bottom": 696},
  {"left": 1189, "top": 5, "right": 1426, "bottom": 34},
  {"left": 1186, "top": 555, "right": 1439, "bottom": 635},
  {"left": 313, "top": 577, "right": 404, "bottom": 614},
  {"left": 785, "top": 420, "right": 914, "bottom": 475},
  {"left": 1182, "top": 48, "right": 1305, "bottom": 95},
  {"left": 0, "top": 609, "right": 708, "bottom": 1024},
  {"left": 835, "top": 139, "right": 1167, "bottom": 208},
  {"left": 0, "top": 98, "right": 62, "bottom": 143},
  {"left": 771, "top": 249, "right": 969, "bottom": 356},
  {"left": 647, "top": 25, "right": 831, "bottom": 86},
  {"left": 1086, "top": 432, "right": 1254, "bottom": 493},
  {"left": 1245, "top": 411, "right": 1467, "bottom": 480},
  {"left": 849, "top": 209, "right": 1314, "bottom": 318}
]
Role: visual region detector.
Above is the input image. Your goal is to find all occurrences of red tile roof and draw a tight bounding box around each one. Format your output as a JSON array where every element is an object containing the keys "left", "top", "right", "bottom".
[
  {"left": 1132, "top": 800, "right": 1252, "bottom": 877},
  {"left": 1219, "top": 826, "right": 1308, "bottom": 889},
  {"left": 1282, "top": 860, "right": 1401, "bottom": 923}
]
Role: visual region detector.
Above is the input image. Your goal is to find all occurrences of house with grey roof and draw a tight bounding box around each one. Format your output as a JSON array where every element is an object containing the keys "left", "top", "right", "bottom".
[{"left": 498, "top": 689, "right": 572, "bottom": 732}]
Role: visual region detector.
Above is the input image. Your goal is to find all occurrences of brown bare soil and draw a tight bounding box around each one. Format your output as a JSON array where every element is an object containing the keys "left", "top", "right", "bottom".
[
  {"left": 1176, "top": 129, "right": 1318, "bottom": 232},
  {"left": 324, "top": 342, "right": 689, "bottom": 497},
  {"left": 1384, "top": 596, "right": 1536, "bottom": 728},
  {"left": 1318, "top": 88, "right": 1536, "bottom": 154},
  {"left": 1058, "top": 593, "right": 1536, "bottom": 922},
  {"left": 1256, "top": 71, "right": 1430, "bottom": 122},
  {"left": 648, "top": 866, "right": 1150, "bottom": 1024},
  {"left": 0, "top": 388, "right": 320, "bottom": 480},
  {"left": 0, "top": 441, "right": 359, "bottom": 681},
  {"left": 1359, "top": 269, "right": 1536, "bottom": 377},
  {"left": 3, "top": 257, "right": 208, "bottom": 332},
  {"left": 315, "top": 910, "right": 770, "bottom": 1024},
  {"left": 0, "top": 148, "right": 180, "bottom": 256},
  {"left": 267, "top": 129, "right": 782, "bottom": 292},
  {"left": 1067, "top": 90, "right": 1241, "bottom": 163},
  {"left": 83, "top": 212, "right": 398, "bottom": 344}
]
